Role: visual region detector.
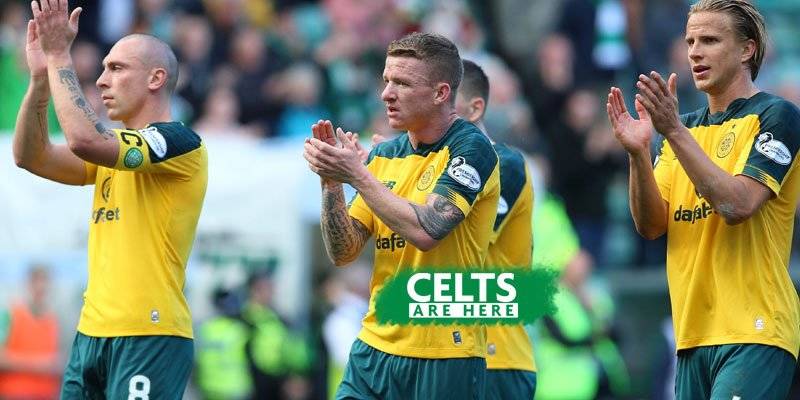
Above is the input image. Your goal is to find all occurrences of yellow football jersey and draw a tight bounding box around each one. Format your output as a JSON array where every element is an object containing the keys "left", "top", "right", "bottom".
[
  {"left": 484, "top": 143, "right": 536, "bottom": 371},
  {"left": 349, "top": 118, "right": 500, "bottom": 359},
  {"left": 654, "top": 92, "right": 800, "bottom": 358},
  {"left": 78, "top": 122, "right": 208, "bottom": 338}
]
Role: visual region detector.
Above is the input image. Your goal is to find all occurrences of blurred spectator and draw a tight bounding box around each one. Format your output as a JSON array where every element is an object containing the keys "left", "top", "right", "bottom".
[
  {"left": 0, "top": 265, "right": 61, "bottom": 400},
  {"left": 132, "top": 0, "right": 175, "bottom": 40},
  {"left": 204, "top": 0, "right": 246, "bottom": 65},
  {"left": 71, "top": 40, "right": 101, "bottom": 85},
  {"left": 242, "top": 0, "right": 276, "bottom": 29},
  {"left": 635, "top": 0, "right": 689, "bottom": 76},
  {"left": 195, "top": 288, "right": 253, "bottom": 400},
  {"left": 421, "top": 0, "right": 485, "bottom": 61},
  {"left": 321, "top": 262, "right": 370, "bottom": 398},
  {"left": 314, "top": 0, "right": 403, "bottom": 132},
  {"left": 652, "top": 317, "right": 677, "bottom": 400},
  {"left": 480, "top": 57, "right": 538, "bottom": 152},
  {"left": 98, "top": 0, "right": 136, "bottom": 48},
  {"left": 193, "top": 86, "right": 261, "bottom": 138},
  {"left": 534, "top": 249, "right": 630, "bottom": 399},
  {"left": 229, "top": 26, "right": 286, "bottom": 137},
  {"left": 173, "top": 15, "right": 214, "bottom": 120},
  {"left": 543, "top": 88, "right": 624, "bottom": 265},
  {"left": 242, "top": 269, "right": 312, "bottom": 400},
  {"left": 269, "top": 62, "right": 331, "bottom": 138},
  {"left": 0, "top": 3, "right": 58, "bottom": 133},
  {"left": 776, "top": 78, "right": 800, "bottom": 108},
  {"left": 555, "top": 0, "right": 603, "bottom": 85},
  {"left": 527, "top": 34, "right": 574, "bottom": 139},
  {"left": 592, "top": 0, "right": 631, "bottom": 72},
  {"left": 531, "top": 197, "right": 630, "bottom": 399},
  {"left": 323, "top": 0, "right": 398, "bottom": 48}
]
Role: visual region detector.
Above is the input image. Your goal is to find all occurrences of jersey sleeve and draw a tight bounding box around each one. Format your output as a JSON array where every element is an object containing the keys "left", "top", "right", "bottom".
[
  {"left": 653, "top": 135, "right": 675, "bottom": 202},
  {"left": 493, "top": 146, "right": 529, "bottom": 232},
  {"left": 737, "top": 100, "right": 800, "bottom": 195},
  {"left": 83, "top": 162, "right": 98, "bottom": 185},
  {"left": 431, "top": 133, "right": 498, "bottom": 217},
  {"left": 112, "top": 122, "right": 204, "bottom": 177},
  {"left": 347, "top": 190, "right": 375, "bottom": 235},
  {"left": 347, "top": 156, "right": 378, "bottom": 234}
]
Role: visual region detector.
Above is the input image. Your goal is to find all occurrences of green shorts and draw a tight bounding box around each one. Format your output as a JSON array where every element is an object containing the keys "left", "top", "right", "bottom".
[
  {"left": 336, "top": 339, "right": 486, "bottom": 400},
  {"left": 485, "top": 369, "right": 536, "bottom": 400},
  {"left": 61, "top": 332, "right": 193, "bottom": 400},
  {"left": 676, "top": 344, "right": 795, "bottom": 400}
]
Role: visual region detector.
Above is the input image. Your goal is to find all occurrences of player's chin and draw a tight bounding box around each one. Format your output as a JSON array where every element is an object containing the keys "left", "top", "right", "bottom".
[
  {"left": 106, "top": 108, "right": 126, "bottom": 122},
  {"left": 692, "top": 78, "right": 712, "bottom": 93},
  {"left": 387, "top": 117, "right": 406, "bottom": 130}
]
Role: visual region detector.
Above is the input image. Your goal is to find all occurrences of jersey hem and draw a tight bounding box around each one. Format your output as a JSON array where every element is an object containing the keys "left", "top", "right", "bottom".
[
  {"left": 486, "top": 361, "right": 536, "bottom": 371},
  {"left": 357, "top": 330, "right": 486, "bottom": 359},
  {"left": 77, "top": 326, "right": 193, "bottom": 339},
  {"left": 676, "top": 335, "right": 798, "bottom": 359}
]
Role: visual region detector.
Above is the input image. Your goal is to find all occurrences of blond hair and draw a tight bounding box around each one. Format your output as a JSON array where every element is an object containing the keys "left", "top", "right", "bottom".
[{"left": 689, "top": 0, "right": 767, "bottom": 80}]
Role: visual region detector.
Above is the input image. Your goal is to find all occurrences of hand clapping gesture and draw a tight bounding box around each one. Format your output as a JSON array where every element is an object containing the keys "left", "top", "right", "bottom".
[
  {"left": 607, "top": 71, "right": 684, "bottom": 156},
  {"left": 24, "top": 19, "right": 47, "bottom": 79},
  {"left": 606, "top": 86, "right": 655, "bottom": 157},
  {"left": 304, "top": 120, "right": 368, "bottom": 185},
  {"left": 635, "top": 71, "right": 683, "bottom": 138},
  {"left": 31, "top": 0, "right": 82, "bottom": 57}
]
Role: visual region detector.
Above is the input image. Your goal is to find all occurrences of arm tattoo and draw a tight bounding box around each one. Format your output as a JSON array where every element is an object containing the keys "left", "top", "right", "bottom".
[
  {"left": 36, "top": 110, "right": 48, "bottom": 146},
  {"left": 56, "top": 68, "right": 115, "bottom": 139},
  {"left": 411, "top": 194, "right": 465, "bottom": 240},
  {"left": 320, "top": 186, "right": 370, "bottom": 264}
]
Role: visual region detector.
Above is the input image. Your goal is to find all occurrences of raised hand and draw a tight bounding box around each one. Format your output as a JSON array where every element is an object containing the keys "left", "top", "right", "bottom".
[
  {"left": 348, "top": 132, "right": 369, "bottom": 163},
  {"left": 635, "top": 72, "right": 682, "bottom": 138},
  {"left": 304, "top": 127, "right": 367, "bottom": 185},
  {"left": 606, "top": 86, "right": 654, "bottom": 156},
  {"left": 25, "top": 20, "right": 47, "bottom": 79},
  {"left": 31, "top": 0, "right": 82, "bottom": 57},
  {"left": 311, "top": 120, "right": 337, "bottom": 146}
]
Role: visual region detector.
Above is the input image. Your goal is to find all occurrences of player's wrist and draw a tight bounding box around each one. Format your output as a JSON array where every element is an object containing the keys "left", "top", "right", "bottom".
[
  {"left": 349, "top": 166, "right": 373, "bottom": 192},
  {"left": 628, "top": 148, "right": 652, "bottom": 164},
  {"left": 661, "top": 123, "right": 687, "bottom": 140},
  {"left": 321, "top": 178, "right": 342, "bottom": 191},
  {"left": 45, "top": 51, "right": 72, "bottom": 65},
  {"left": 29, "top": 75, "right": 49, "bottom": 88}
]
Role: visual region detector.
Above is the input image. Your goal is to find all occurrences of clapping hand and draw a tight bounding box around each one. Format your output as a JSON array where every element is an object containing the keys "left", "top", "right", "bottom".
[
  {"left": 635, "top": 71, "right": 682, "bottom": 138},
  {"left": 24, "top": 20, "right": 47, "bottom": 79},
  {"left": 305, "top": 120, "right": 367, "bottom": 185},
  {"left": 31, "top": 0, "right": 82, "bottom": 58},
  {"left": 606, "top": 86, "right": 654, "bottom": 156}
]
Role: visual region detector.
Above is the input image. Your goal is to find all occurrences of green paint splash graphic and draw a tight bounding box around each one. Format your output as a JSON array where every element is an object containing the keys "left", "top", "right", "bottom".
[{"left": 374, "top": 266, "right": 559, "bottom": 326}]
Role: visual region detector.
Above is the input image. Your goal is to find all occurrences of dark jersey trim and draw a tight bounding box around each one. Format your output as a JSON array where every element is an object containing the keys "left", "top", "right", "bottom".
[
  {"left": 145, "top": 122, "right": 203, "bottom": 164},
  {"left": 493, "top": 143, "right": 527, "bottom": 231}
]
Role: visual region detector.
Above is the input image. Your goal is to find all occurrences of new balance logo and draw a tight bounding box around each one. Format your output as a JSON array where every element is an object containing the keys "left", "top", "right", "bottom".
[{"left": 382, "top": 181, "right": 396, "bottom": 190}]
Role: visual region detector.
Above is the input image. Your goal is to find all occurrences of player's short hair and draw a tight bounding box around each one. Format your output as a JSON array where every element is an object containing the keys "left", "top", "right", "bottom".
[
  {"left": 460, "top": 60, "right": 490, "bottom": 109},
  {"left": 387, "top": 32, "right": 462, "bottom": 103},
  {"left": 120, "top": 34, "right": 179, "bottom": 94},
  {"left": 689, "top": 0, "right": 767, "bottom": 81}
]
